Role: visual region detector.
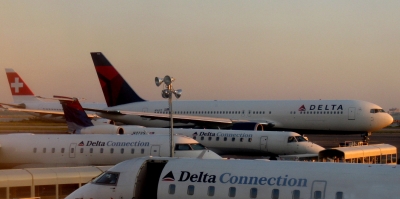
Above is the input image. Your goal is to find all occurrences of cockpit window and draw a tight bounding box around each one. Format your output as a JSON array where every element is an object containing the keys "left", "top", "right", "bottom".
[
  {"left": 190, "top": 143, "right": 206, "bottom": 150},
  {"left": 370, "top": 109, "right": 385, "bottom": 113},
  {"left": 94, "top": 172, "right": 119, "bottom": 185},
  {"left": 175, "top": 144, "right": 191, "bottom": 150},
  {"left": 295, "top": 136, "right": 308, "bottom": 142},
  {"left": 288, "top": 136, "right": 296, "bottom": 143}
]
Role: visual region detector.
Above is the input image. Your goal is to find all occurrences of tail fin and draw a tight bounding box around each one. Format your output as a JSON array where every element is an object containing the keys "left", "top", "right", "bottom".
[
  {"left": 5, "top": 68, "right": 40, "bottom": 103},
  {"left": 59, "top": 97, "right": 93, "bottom": 134},
  {"left": 90, "top": 52, "right": 145, "bottom": 107}
]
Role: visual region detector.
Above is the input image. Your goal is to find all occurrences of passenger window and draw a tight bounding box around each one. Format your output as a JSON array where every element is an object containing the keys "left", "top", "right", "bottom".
[
  {"left": 43, "top": 148, "right": 46, "bottom": 153},
  {"left": 121, "top": 148, "right": 124, "bottom": 154},
  {"left": 336, "top": 192, "right": 343, "bottom": 199},
  {"left": 141, "top": 149, "right": 145, "bottom": 154},
  {"left": 33, "top": 148, "right": 37, "bottom": 153},
  {"left": 208, "top": 186, "right": 215, "bottom": 196},
  {"left": 193, "top": 136, "right": 197, "bottom": 140},
  {"left": 216, "top": 137, "right": 220, "bottom": 141},
  {"left": 52, "top": 148, "right": 55, "bottom": 153},
  {"left": 80, "top": 148, "right": 84, "bottom": 153},
  {"left": 314, "top": 191, "right": 322, "bottom": 199},
  {"left": 240, "top": 138, "right": 243, "bottom": 142},
  {"left": 208, "top": 137, "right": 212, "bottom": 141},
  {"left": 169, "top": 184, "right": 175, "bottom": 194},
  {"left": 94, "top": 172, "right": 119, "bottom": 185},
  {"left": 248, "top": 138, "right": 252, "bottom": 142},
  {"left": 100, "top": 148, "right": 104, "bottom": 153},
  {"left": 224, "top": 137, "right": 227, "bottom": 141},
  {"left": 90, "top": 148, "right": 93, "bottom": 153},
  {"left": 70, "top": 148, "right": 74, "bottom": 153},
  {"left": 110, "top": 148, "right": 114, "bottom": 154},
  {"left": 250, "top": 188, "right": 257, "bottom": 198},
  {"left": 229, "top": 187, "right": 236, "bottom": 197},
  {"left": 201, "top": 137, "right": 204, "bottom": 141},
  {"left": 131, "top": 148, "right": 135, "bottom": 154},
  {"left": 61, "top": 148, "right": 65, "bottom": 153},
  {"left": 187, "top": 185, "right": 194, "bottom": 195},
  {"left": 232, "top": 137, "right": 235, "bottom": 142},
  {"left": 271, "top": 189, "right": 279, "bottom": 199},
  {"left": 292, "top": 190, "right": 300, "bottom": 199}
]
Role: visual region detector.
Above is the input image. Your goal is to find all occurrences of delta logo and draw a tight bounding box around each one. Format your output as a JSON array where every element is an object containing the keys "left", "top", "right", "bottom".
[
  {"left": 162, "top": 171, "right": 175, "bottom": 181},
  {"left": 298, "top": 104, "right": 343, "bottom": 111},
  {"left": 192, "top": 132, "right": 198, "bottom": 137},
  {"left": 78, "top": 141, "right": 84, "bottom": 146}
]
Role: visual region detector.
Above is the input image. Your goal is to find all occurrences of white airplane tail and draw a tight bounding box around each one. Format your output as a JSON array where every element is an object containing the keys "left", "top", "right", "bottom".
[{"left": 5, "top": 68, "right": 40, "bottom": 104}]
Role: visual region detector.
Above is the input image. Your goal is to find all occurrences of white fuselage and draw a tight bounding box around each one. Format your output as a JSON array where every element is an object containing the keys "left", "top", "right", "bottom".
[
  {"left": 0, "top": 134, "right": 221, "bottom": 169},
  {"left": 67, "top": 157, "right": 400, "bottom": 199},
  {"left": 14, "top": 100, "right": 107, "bottom": 122},
  {"left": 100, "top": 99, "right": 393, "bottom": 133},
  {"left": 123, "top": 127, "right": 324, "bottom": 155}
]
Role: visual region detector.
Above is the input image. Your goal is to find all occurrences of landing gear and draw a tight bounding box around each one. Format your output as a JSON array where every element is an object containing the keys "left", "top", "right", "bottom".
[{"left": 362, "top": 132, "right": 372, "bottom": 143}]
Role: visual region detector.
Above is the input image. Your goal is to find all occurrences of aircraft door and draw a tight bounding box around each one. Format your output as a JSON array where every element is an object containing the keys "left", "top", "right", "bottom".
[
  {"left": 150, "top": 145, "right": 160, "bottom": 156},
  {"left": 310, "top": 180, "right": 326, "bottom": 199},
  {"left": 260, "top": 137, "right": 268, "bottom": 152},
  {"left": 69, "top": 143, "right": 76, "bottom": 158},
  {"left": 348, "top": 107, "right": 355, "bottom": 120}
]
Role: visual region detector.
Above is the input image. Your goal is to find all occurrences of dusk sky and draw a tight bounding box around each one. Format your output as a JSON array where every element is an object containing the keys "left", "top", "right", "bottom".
[{"left": 1, "top": 1, "right": 399, "bottom": 111}]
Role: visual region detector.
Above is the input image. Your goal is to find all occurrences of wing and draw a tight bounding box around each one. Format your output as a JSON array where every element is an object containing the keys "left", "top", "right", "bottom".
[
  {"left": 1, "top": 107, "right": 98, "bottom": 119},
  {"left": 83, "top": 107, "right": 246, "bottom": 128}
]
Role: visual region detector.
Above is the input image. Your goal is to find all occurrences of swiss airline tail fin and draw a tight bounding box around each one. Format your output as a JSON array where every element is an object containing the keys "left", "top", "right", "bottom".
[
  {"left": 59, "top": 97, "right": 94, "bottom": 134},
  {"left": 5, "top": 68, "right": 40, "bottom": 103},
  {"left": 90, "top": 52, "right": 145, "bottom": 107}
]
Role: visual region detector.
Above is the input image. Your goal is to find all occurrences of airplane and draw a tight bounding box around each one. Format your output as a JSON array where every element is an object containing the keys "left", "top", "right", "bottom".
[
  {"left": 0, "top": 68, "right": 108, "bottom": 123},
  {"left": 0, "top": 133, "right": 221, "bottom": 169},
  {"left": 86, "top": 52, "right": 393, "bottom": 142},
  {"left": 66, "top": 156, "right": 400, "bottom": 199},
  {"left": 60, "top": 96, "right": 324, "bottom": 156}
]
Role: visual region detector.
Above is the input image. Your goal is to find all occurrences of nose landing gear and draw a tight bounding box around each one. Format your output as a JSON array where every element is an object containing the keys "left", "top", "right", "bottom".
[{"left": 362, "top": 132, "right": 371, "bottom": 143}]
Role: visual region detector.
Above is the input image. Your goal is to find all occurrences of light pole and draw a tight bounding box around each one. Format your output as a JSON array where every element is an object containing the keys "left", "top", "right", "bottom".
[{"left": 155, "top": 75, "right": 182, "bottom": 157}]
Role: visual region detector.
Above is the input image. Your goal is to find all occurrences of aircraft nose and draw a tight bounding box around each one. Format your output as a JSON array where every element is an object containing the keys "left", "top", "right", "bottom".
[
  {"left": 306, "top": 143, "right": 325, "bottom": 154},
  {"left": 201, "top": 150, "right": 223, "bottom": 159},
  {"left": 385, "top": 113, "right": 394, "bottom": 127}
]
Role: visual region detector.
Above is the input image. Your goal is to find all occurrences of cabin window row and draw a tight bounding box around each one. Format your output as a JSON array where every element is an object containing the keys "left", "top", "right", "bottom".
[
  {"left": 168, "top": 184, "right": 344, "bottom": 199},
  {"left": 291, "top": 111, "right": 344, "bottom": 115},
  {"left": 32, "top": 147, "right": 146, "bottom": 154},
  {"left": 154, "top": 110, "right": 272, "bottom": 115},
  {"left": 193, "top": 136, "right": 252, "bottom": 142}
]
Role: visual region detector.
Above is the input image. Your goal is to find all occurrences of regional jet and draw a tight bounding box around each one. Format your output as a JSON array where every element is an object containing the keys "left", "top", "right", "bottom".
[
  {"left": 66, "top": 156, "right": 400, "bottom": 199},
  {"left": 0, "top": 134, "right": 221, "bottom": 169},
  {"left": 59, "top": 96, "right": 324, "bottom": 156}
]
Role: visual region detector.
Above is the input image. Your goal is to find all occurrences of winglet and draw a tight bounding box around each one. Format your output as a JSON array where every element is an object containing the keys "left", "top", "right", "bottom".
[
  {"left": 90, "top": 52, "right": 145, "bottom": 107},
  {"left": 59, "top": 97, "right": 94, "bottom": 134}
]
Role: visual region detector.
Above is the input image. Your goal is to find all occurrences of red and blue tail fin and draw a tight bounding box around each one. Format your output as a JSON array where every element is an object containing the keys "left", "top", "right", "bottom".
[
  {"left": 5, "top": 68, "right": 40, "bottom": 103},
  {"left": 90, "top": 52, "right": 145, "bottom": 107},
  {"left": 58, "top": 97, "right": 93, "bottom": 134}
]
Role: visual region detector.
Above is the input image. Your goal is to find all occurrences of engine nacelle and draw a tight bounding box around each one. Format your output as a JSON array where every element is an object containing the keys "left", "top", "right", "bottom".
[
  {"left": 231, "top": 122, "right": 274, "bottom": 131},
  {"left": 92, "top": 118, "right": 115, "bottom": 125},
  {"left": 80, "top": 125, "right": 124, "bottom": 134}
]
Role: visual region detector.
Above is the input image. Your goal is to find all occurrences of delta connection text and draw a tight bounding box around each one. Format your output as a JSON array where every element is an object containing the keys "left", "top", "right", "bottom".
[
  {"left": 81, "top": 140, "right": 150, "bottom": 147},
  {"left": 175, "top": 171, "right": 307, "bottom": 187},
  {"left": 194, "top": 132, "right": 253, "bottom": 138}
]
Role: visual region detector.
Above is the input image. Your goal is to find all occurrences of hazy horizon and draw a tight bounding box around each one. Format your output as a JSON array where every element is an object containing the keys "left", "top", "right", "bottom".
[{"left": 1, "top": 1, "right": 399, "bottom": 111}]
